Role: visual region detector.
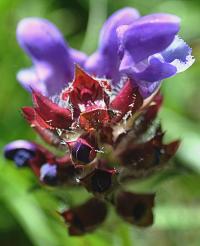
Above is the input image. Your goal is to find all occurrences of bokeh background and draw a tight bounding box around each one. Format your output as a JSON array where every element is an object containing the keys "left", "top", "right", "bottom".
[{"left": 1, "top": 0, "right": 200, "bottom": 245}]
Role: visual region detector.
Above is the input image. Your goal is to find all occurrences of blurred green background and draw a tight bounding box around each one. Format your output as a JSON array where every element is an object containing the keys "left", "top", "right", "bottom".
[{"left": 1, "top": 0, "right": 200, "bottom": 245}]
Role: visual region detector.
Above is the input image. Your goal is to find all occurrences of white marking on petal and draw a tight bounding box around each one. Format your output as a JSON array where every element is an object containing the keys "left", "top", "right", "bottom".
[
  {"left": 171, "top": 55, "right": 195, "bottom": 73},
  {"left": 161, "top": 35, "right": 195, "bottom": 73}
]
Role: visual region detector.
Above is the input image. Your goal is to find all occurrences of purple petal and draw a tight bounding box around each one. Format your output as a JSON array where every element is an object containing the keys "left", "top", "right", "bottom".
[
  {"left": 40, "top": 163, "right": 58, "bottom": 186},
  {"left": 70, "top": 48, "right": 88, "bottom": 67},
  {"left": 17, "top": 67, "right": 48, "bottom": 95},
  {"left": 130, "top": 56, "right": 177, "bottom": 82},
  {"left": 85, "top": 7, "right": 140, "bottom": 81},
  {"left": 120, "top": 14, "right": 180, "bottom": 63},
  {"left": 119, "top": 50, "right": 135, "bottom": 74},
  {"left": 17, "top": 18, "right": 72, "bottom": 64},
  {"left": 4, "top": 140, "right": 36, "bottom": 167},
  {"left": 84, "top": 51, "right": 120, "bottom": 82},
  {"left": 16, "top": 17, "right": 75, "bottom": 96},
  {"left": 129, "top": 36, "right": 195, "bottom": 84},
  {"left": 99, "top": 7, "right": 140, "bottom": 54},
  {"left": 34, "top": 62, "right": 70, "bottom": 96},
  {"left": 17, "top": 63, "right": 70, "bottom": 96},
  {"left": 135, "top": 80, "right": 161, "bottom": 98},
  {"left": 161, "top": 36, "right": 195, "bottom": 73},
  {"left": 4, "top": 140, "right": 36, "bottom": 158},
  {"left": 83, "top": 51, "right": 100, "bottom": 76}
]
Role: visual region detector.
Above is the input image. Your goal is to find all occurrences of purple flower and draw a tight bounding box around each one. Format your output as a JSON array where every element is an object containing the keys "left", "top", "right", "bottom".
[
  {"left": 117, "top": 15, "right": 194, "bottom": 97},
  {"left": 16, "top": 8, "right": 194, "bottom": 98},
  {"left": 4, "top": 140, "right": 36, "bottom": 167},
  {"left": 16, "top": 18, "right": 87, "bottom": 96},
  {"left": 40, "top": 163, "right": 58, "bottom": 186},
  {"left": 84, "top": 7, "right": 140, "bottom": 83}
]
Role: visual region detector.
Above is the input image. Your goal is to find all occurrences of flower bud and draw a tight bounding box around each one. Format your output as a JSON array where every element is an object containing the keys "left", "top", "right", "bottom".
[
  {"left": 13, "top": 149, "right": 35, "bottom": 167},
  {"left": 40, "top": 163, "right": 58, "bottom": 186},
  {"left": 67, "top": 139, "right": 96, "bottom": 165},
  {"left": 4, "top": 140, "right": 36, "bottom": 167}
]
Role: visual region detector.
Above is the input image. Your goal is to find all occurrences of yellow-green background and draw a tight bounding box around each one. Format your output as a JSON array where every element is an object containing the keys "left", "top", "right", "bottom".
[{"left": 1, "top": 0, "right": 200, "bottom": 245}]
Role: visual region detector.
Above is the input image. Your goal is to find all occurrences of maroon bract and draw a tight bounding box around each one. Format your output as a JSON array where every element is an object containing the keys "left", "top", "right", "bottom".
[
  {"left": 115, "top": 191, "right": 155, "bottom": 227},
  {"left": 80, "top": 168, "right": 118, "bottom": 196},
  {"left": 33, "top": 90, "right": 73, "bottom": 129},
  {"left": 61, "top": 198, "right": 107, "bottom": 236},
  {"left": 63, "top": 66, "right": 109, "bottom": 107},
  {"left": 110, "top": 79, "right": 143, "bottom": 123},
  {"left": 115, "top": 126, "right": 180, "bottom": 180}
]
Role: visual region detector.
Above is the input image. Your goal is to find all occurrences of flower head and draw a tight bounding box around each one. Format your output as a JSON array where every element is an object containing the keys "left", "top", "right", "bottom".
[{"left": 4, "top": 7, "right": 194, "bottom": 235}]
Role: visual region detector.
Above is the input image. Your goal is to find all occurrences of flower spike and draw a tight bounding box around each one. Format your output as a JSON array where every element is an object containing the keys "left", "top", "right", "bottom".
[{"left": 3, "top": 7, "right": 194, "bottom": 235}]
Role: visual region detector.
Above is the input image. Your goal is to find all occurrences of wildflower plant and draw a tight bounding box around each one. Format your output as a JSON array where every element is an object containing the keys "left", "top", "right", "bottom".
[{"left": 4, "top": 8, "right": 194, "bottom": 235}]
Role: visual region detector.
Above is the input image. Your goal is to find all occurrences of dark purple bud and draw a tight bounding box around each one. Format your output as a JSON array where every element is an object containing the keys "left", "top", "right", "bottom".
[
  {"left": 72, "top": 142, "right": 92, "bottom": 164},
  {"left": 40, "top": 163, "right": 58, "bottom": 186},
  {"left": 68, "top": 139, "right": 96, "bottom": 165},
  {"left": 4, "top": 140, "right": 36, "bottom": 167}
]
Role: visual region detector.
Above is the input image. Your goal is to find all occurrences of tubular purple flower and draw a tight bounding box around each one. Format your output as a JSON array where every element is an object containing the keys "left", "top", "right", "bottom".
[
  {"left": 117, "top": 14, "right": 194, "bottom": 97},
  {"left": 4, "top": 140, "right": 36, "bottom": 157},
  {"left": 84, "top": 7, "right": 140, "bottom": 82},
  {"left": 4, "top": 140, "right": 36, "bottom": 167},
  {"left": 118, "top": 14, "right": 181, "bottom": 63},
  {"left": 16, "top": 17, "right": 87, "bottom": 96}
]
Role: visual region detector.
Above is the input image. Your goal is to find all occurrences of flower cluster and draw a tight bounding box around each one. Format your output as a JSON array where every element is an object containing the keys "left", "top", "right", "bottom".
[{"left": 4, "top": 7, "right": 193, "bottom": 235}]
